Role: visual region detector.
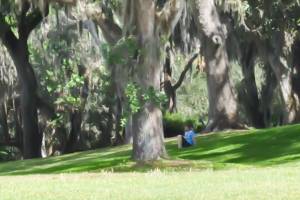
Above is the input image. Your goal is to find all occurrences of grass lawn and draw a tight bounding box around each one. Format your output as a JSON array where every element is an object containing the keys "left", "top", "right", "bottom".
[{"left": 0, "top": 124, "right": 300, "bottom": 199}]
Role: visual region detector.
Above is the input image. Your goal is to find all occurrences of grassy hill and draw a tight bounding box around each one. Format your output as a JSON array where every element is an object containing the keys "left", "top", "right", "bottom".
[
  {"left": 0, "top": 124, "right": 300, "bottom": 175},
  {"left": 0, "top": 125, "right": 300, "bottom": 200}
]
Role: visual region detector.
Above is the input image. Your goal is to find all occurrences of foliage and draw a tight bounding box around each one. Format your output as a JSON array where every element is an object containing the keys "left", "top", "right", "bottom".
[
  {"left": 0, "top": 146, "right": 21, "bottom": 162},
  {"left": 29, "top": 31, "right": 86, "bottom": 128},
  {"left": 163, "top": 112, "right": 203, "bottom": 137},
  {"left": 102, "top": 36, "right": 138, "bottom": 66},
  {"left": 0, "top": 146, "right": 8, "bottom": 161},
  {"left": 1, "top": 0, "right": 300, "bottom": 160},
  {"left": 27, "top": 10, "right": 113, "bottom": 151},
  {"left": 121, "top": 83, "right": 167, "bottom": 127},
  {"left": 172, "top": 54, "right": 209, "bottom": 119}
]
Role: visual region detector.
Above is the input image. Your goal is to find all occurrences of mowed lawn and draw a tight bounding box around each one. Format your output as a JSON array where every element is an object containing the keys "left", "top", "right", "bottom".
[{"left": 1, "top": 125, "right": 300, "bottom": 199}]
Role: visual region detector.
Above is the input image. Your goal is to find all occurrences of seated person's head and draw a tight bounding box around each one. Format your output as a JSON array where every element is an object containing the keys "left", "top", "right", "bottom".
[
  {"left": 184, "top": 125, "right": 189, "bottom": 132},
  {"left": 188, "top": 124, "right": 194, "bottom": 130},
  {"left": 184, "top": 123, "right": 193, "bottom": 131}
]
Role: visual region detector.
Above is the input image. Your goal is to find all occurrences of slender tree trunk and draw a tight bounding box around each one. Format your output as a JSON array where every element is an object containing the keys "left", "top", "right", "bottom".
[
  {"left": 163, "top": 48, "right": 177, "bottom": 113},
  {"left": 191, "top": 0, "right": 240, "bottom": 131},
  {"left": 64, "top": 65, "right": 89, "bottom": 152},
  {"left": 260, "top": 63, "right": 277, "bottom": 127},
  {"left": 0, "top": 102, "right": 9, "bottom": 144},
  {"left": 239, "top": 42, "right": 265, "bottom": 128},
  {"left": 64, "top": 111, "right": 82, "bottom": 153},
  {"left": 162, "top": 48, "right": 198, "bottom": 113},
  {"left": 125, "top": 115, "right": 133, "bottom": 144},
  {"left": 113, "top": 98, "right": 124, "bottom": 145},
  {"left": 100, "top": 106, "right": 113, "bottom": 147}
]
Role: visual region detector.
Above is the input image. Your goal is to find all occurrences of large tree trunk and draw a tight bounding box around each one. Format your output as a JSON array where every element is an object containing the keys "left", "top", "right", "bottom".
[
  {"left": 6, "top": 40, "right": 41, "bottom": 158},
  {"left": 292, "top": 40, "right": 300, "bottom": 123},
  {"left": 191, "top": 0, "right": 240, "bottom": 131},
  {"left": 292, "top": 40, "right": 300, "bottom": 98},
  {"left": 267, "top": 32, "right": 300, "bottom": 124},
  {"left": 268, "top": 53, "right": 299, "bottom": 123},
  {"left": 92, "top": 0, "right": 183, "bottom": 160},
  {"left": 132, "top": 103, "right": 166, "bottom": 161},
  {"left": 131, "top": 0, "right": 167, "bottom": 161},
  {"left": 0, "top": 4, "right": 49, "bottom": 158}
]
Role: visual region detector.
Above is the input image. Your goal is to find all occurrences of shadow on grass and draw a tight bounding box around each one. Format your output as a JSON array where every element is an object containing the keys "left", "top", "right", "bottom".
[
  {"left": 0, "top": 147, "right": 131, "bottom": 175},
  {"left": 168, "top": 125, "right": 300, "bottom": 166},
  {"left": 0, "top": 124, "right": 300, "bottom": 175}
]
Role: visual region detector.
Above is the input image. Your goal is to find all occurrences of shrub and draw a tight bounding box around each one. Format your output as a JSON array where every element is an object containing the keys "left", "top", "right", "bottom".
[
  {"left": 0, "top": 147, "right": 9, "bottom": 161},
  {"left": 0, "top": 146, "right": 22, "bottom": 162},
  {"left": 163, "top": 112, "right": 204, "bottom": 138}
]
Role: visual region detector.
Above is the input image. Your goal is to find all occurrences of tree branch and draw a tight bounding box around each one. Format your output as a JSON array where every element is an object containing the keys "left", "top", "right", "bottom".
[
  {"left": 19, "top": 3, "right": 49, "bottom": 40},
  {"left": 156, "top": 0, "right": 185, "bottom": 36},
  {"left": 86, "top": 4, "right": 122, "bottom": 45},
  {"left": 24, "top": 10, "right": 45, "bottom": 38},
  {"left": 173, "top": 53, "right": 198, "bottom": 90},
  {"left": 49, "top": 0, "right": 77, "bottom": 5}
]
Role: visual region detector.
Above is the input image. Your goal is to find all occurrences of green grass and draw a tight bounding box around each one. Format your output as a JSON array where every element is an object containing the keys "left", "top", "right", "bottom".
[
  {"left": 0, "top": 124, "right": 300, "bottom": 199},
  {"left": 1, "top": 124, "right": 300, "bottom": 175},
  {"left": 1, "top": 168, "right": 300, "bottom": 200}
]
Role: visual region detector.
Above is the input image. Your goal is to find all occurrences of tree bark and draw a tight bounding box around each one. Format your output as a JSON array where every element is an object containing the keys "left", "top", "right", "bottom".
[
  {"left": 6, "top": 40, "right": 41, "bottom": 158},
  {"left": 93, "top": 0, "right": 184, "bottom": 160},
  {"left": 260, "top": 63, "right": 277, "bottom": 127},
  {"left": 267, "top": 32, "right": 300, "bottom": 124},
  {"left": 13, "top": 98, "right": 23, "bottom": 150},
  {"left": 64, "top": 65, "right": 89, "bottom": 153},
  {"left": 162, "top": 47, "right": 198, "bottom": 113},
  {"left": 0, "top": 6, "right": 47, "bottom": 158},
  {"left": 131, "top": 0, "right": 168, "bottom": 161},
  {"left": 125, "top": 115, "right": 133, "bottom": 144},
  {"left": 64, "top": 110, "right": 82, "bottom": 153},
  {"left": 0, "top": 102, "right": 9, "bottom": 144},
  {"left": 191, "top": 0, "right": 240, "bottom": 131},
  {"left": 163, "top": 47, "right": 177, "bottom": 113},
  {"left": 239, "top": 42, "right": 265, "bottom": 128}
]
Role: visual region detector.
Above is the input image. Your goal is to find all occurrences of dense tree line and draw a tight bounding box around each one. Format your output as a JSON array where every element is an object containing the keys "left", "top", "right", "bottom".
[{"left": 0, "top": 0, "right": 300, "bottom": 161}]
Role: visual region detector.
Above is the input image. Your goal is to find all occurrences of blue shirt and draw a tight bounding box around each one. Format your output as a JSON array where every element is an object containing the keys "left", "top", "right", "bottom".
[{"left": 184, "top": 130, "right": 196, "bottom": 145}]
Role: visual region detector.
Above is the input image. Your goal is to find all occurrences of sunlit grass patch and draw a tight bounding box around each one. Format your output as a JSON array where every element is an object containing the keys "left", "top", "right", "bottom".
[
  {"left": 1, "top": 166, "right": 300, "bottom": 200},
  {"left": 0, "top": 124, "right": 299, "bottom": 175}
]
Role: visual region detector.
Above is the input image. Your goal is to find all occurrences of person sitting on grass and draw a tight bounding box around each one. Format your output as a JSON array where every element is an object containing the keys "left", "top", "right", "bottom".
[{"left": 178, "top": 124, "right": 196, "bottom": 149}]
